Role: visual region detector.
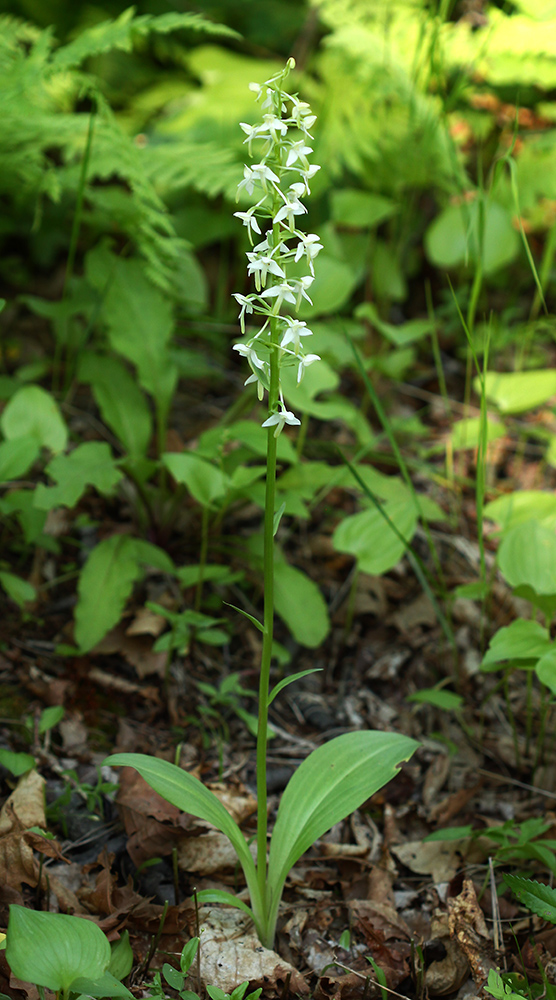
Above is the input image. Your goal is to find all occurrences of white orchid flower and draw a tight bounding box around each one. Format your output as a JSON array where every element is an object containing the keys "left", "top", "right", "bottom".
[
  {"left": 297, "top": 353, "right": 320, "bottom": 383},
  {"left": 294, "top": 234, "right": 323, "bottom": 275},
  {"left": 262, "top": 407, "right": 301, "bottom": 437},
  {"left": 280, "top": 318, "right": 313, "bottom": 352}
]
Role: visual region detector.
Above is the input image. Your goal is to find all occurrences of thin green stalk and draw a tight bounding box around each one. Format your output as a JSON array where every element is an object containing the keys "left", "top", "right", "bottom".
[{"left": 256, "top": 321, "right": 280, "bottom": 907}]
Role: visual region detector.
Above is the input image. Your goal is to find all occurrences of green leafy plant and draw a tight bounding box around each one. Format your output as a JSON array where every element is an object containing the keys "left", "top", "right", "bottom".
[
  {"left": 105, "top": 59, "right": 418, "bottom": 951},
  {"left": 149, "top": 936, "right": 262, "bottom": 1000},
  {"left": 4, "top": 906, "right": 133, "bottom": 1000}
]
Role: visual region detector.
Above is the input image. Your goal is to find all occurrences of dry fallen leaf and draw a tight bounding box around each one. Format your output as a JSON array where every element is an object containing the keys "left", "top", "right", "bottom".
[
  {"left": 425, "top": 910, "right": 470, "bottom": 996},
  {"left": 198, "top": 907, "right": 309, "bottom": 996},
  {"left": 448, "top": 878, "right": 497, "bottom": 987}
]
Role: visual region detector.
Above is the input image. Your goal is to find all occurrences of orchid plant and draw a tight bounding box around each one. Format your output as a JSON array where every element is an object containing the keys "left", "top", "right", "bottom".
[{"left": 105, "top": 59, "right": 418, "bottom": 951}]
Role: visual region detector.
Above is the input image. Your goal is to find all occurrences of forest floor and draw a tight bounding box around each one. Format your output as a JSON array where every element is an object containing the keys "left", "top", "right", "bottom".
[{"left": 1, "top": 338, "right": 556, "bottom": 1000}]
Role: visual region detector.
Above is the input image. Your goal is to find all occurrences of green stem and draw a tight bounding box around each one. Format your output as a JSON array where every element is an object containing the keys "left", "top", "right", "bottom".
[{"left": 256, "top": 316, "right": 280, "bottom": 913}]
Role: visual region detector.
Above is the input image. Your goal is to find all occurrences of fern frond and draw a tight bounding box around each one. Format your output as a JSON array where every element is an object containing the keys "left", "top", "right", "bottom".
[{"left": 51, "top": 7, "right": 239, "bottom": 72}]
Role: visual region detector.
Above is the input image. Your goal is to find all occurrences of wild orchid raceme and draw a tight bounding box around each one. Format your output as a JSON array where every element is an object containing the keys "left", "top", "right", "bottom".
[{"left": 104, "top": 60, "right": 418, "bottom": 952}]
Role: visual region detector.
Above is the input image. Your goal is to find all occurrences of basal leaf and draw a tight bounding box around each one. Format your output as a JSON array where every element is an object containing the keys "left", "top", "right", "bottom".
[
  {"left": 71, "top": 971, "right": 133, "bottom": 998},
  {"left": 6, "top": 906, "right": 110, "bottom": 992},
  {"left": 267, "top": 731, "right": 418, "bottom": 936},
  {"left": 502, "top": 874, "right": 556, "bottom": 923},
  {"left": 194, "top": 889, "right": 256, "bottom": 921},
  {"left": 0, "top": 386, "right": 67, "bottom": 453},
  {"left": 103, "top": 754, "right": 260, "bottom": 917},
  {"left": 34, "top": 442, "right": 122, "bottom": 510},
  {"left": 425, "top": 200, "right": 519, "bottom": 275}
]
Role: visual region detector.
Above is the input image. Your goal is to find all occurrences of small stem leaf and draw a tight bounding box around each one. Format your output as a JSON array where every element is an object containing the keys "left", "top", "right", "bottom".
[
  {"left": 194, "top": 889, "right": 257, "bottom": 923},
  {"left": 503, "top": 874, "right": 556, "bottom": 923},
  {"left": 6, "top": 906, "right": 111, "bottom": 992},
  {"left": 267, "top": 668, "right": 322, "bottom": 706},
  {"left": 266, "top": 731, "right": 418, "bottom": 936},
  {"left": 273, "top": 501, "right": 286, "bottom": 537},
  {"left": 104, "top": 754, "right": 262, "bottom": 917},
  {"left": 224, "top": 602, "right": 265, "bottom": 633}
]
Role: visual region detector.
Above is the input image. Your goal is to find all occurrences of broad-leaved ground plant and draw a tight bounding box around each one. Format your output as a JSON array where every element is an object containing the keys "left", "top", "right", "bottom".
[{"left": 106, "top": 60, "right": 418, "bottom": 951}]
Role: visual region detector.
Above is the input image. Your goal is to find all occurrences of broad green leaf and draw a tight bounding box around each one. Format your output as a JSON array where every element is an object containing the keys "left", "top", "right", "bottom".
[
  {"left": 0, "top": 386, "right": 67, "bottom": 453},
  {"left": 0, "top": 437, "right": 40, "bottom": 481},
  {"left": 274, "top": 562, "right": 329, "bottom": 648},
  {"left": 536, "top": 648, "right": 556, "bottom": 694},
  {"left": 502, "top": 874, "right": 556, "bottom": 923},
  {"left": 103, "top": 753, "right": 261, "bottom": 921},
  {"left": 498, "top": 520, "right": 556, "bottom": 594},
  {"left": 71, "top": 972, "right": 133, "bottom": 998},
  {"left": 482, "top": 618, "right": 551, "bottom": 670},
  {"left": 268, "top": 669, "right": 322, "bottom": 706},
  {"left": 78, "top": 353, "right": 152, "bottom": 458},
  {"left": 484, "top": 490, "right": 556, "bottom": 533},
  {"left": 0, "top": 571, "right": 35, "bottom": 608},
  {"left": 34, "top": 443, "right": 122, "bottom": 510},
  {"left": 332, "top": 497, "right": 417, "bottom": 575},
  {"left": 481, "top": 369, "right": 556, "bottom": 414},
  {"left": 356, "top": 303, "right": 434, "bottom": 347},
  {"left": 450, "top": 416, "right": 506, "bottom": 451},
  {"left": 407, "top": 688, "right": 463, "bottom": 711},
  {"left": 162, "top": 452, "right": 228, "bottom": 507},
  {"left": 163, "top": 965, "right": 185, "bottom": 991},
  {"left": 93, "top": 253, "right": 178, "bottom": 415},
  {"left": 0, "top": 750, "right": 35, "bottom": 776},
  {"left": 267, "top": 731, "right": 418, "bottom": 934},
  {"left": 298, "top": 254, "right": 360, "bottom": 318},
  {"left": 330, "top": 189, "right": 397, "bottom": 228},
  {"left": 74, "top": 536, "right": 143, "bottom": 652},
  {"left": 6, "top": 906, "right": 110, "bottom": 992},
  {"left": 0, "top": 491, "right": 48, "bottom": 546},
  {"left": 425, "top": 200, "right": 519, "bottom": 275}
]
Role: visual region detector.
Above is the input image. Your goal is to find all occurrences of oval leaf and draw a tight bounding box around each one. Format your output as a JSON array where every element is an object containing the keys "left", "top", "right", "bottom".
[
  {"left": 0, "top": 386, "right": 68, "bottom": 453},
  {"left": 162, "top": 452, "right": 228, "bottom": 507},
  {"left": 333, "top": 497, "right": 417, "bottom": 575},
  {"left": 498, "top": 520, "right": 556, "bottom": 595},
  {"left": 482, "top": 618, "right": 551, "bottom": 670},
  {"left": 273, "top": 562, "right": 329, "bottom": 648},
  {"left": 6, "top": 906, "right": 110, "bottom": 992},
  {"left": 74, "top": 535, "right": 141, "bottom": 652}
]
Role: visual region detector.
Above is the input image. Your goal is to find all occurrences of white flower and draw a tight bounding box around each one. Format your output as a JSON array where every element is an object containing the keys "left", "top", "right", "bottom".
[
  {"left": 233, "top": 343, "right": 265, "bottom": 371},
  {"left": 245, "top": 371, "right": 266, "bottom": 400},
  {"left": 286, "top": 140, "right": 313, "bottom": 169},
  {"left": 246, "top": 252, "right": 285, "bottom": 291},
  {"left": 290, "top": 97, "right": 316, "bottom": 135},
  {"left": 262, "top": 406, "right": 301, "bottom": 437},
  {"left": 294, "top": 234, "right": 323, "bottom": 275},
  {"left": 260, "top": 114, "right": 288, "bottom": 142},
  {"left": 273, "top": 193, "right": 307, "bottom": 230},
  {"left": 290, "top": 275, "right": 314, "bottom": 308},
  {"left": 297, "top": 164, "right": 321, "bottom": 195},
  {"left": 280, "top": 318, "right": 313, "bottom": 352},
  {"left": 297, "top": 353, "right": 320, "bottom": 383},
  {"left": 233, "top": 209, "right": 262, "bottom": 245},
  {"left": 260, "top": 281, "right": 297, "bottom": 310},
  {"left": 233, "top": 293, "right": 255, "bottom": 333},
  {"left": 237, "top": 162, "right": 279, "bottom": 198}
]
